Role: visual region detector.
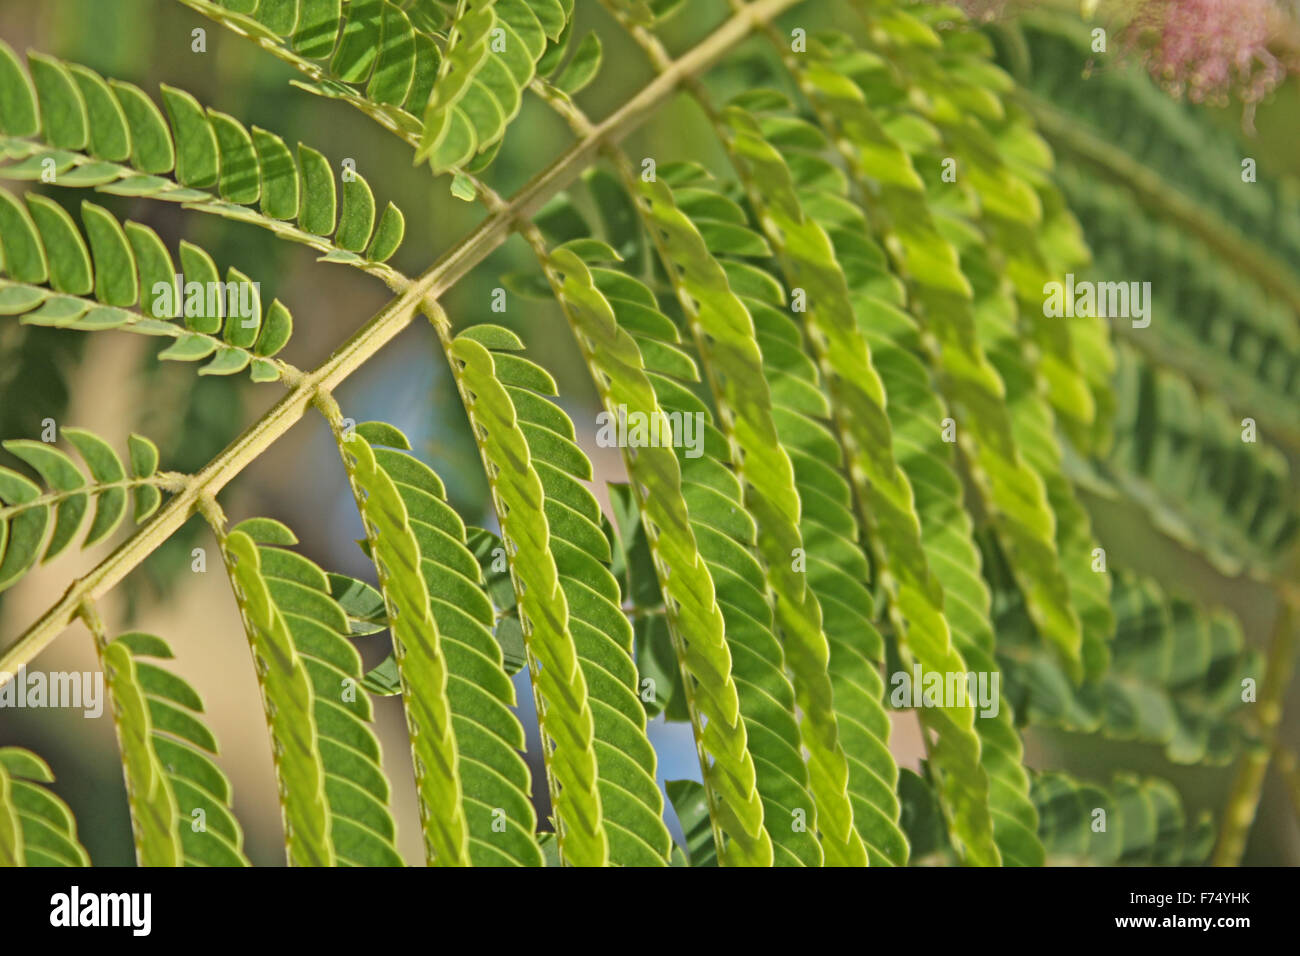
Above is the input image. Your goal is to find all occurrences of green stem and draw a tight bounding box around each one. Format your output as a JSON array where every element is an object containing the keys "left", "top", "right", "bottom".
[
  {"left": 1278, "top": 746, "right": 1300, "bottom": 824},
  {"left": 75, "top": 598, "right": 108, "bottom": 652},
  {"left": 0, "top": 280, "right": 301, "bottom": 382},
  {"left": 0, "top": 472, "right": 188, "bottom": 521},
  {"left": 1212, "top": 599, "right": 1297, "bottom": 865}
]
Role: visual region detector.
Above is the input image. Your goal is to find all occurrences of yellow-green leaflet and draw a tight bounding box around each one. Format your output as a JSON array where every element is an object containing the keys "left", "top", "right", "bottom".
[
  {"left": 549, "top": 245, "right": 772, "bottom": 866},
  {"left": 219, "top": 528, "right": 333, "bottom": 866},
  {"left": 335, "top": 431, "right": 471, "bottom": 866},
  {"left": 99, "top": 640, "right": 183, "bottom": 866},
  {"left": 0, "top": 747, "right": 91, "bottom": 866},
  {"left": 449, "top": 334, "right": 611, "bottom": 866},
  {"left": 833, "top": 3, "right": 1085, "bottom": 684},
  {"left": 634, "top": 174, "right": 865, "bottom": 864},
  {"left": 453, "top": 326, "right": 672, "bottom": 865},
  {"left": 716, "top": 100, "right": 999, "bottom": 865}
]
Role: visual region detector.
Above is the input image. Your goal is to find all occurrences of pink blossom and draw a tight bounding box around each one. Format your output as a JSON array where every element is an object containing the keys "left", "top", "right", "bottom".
[{"left": 1123, "top": 0, "right": 1294, "bottom": 107}]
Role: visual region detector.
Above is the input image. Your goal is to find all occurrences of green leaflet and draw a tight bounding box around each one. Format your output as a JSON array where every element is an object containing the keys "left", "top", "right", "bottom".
[
  {"left": 461, "top": 527, "right": 528, "bottom": 677},
  {"left": 27, "top": 194, "right": 91, "bottom": 295},
  {"left": 997, "top": 562, "right": 1261, "bottom": 766},
  {"left": 332, "top": 428, "right": 469, "bottom": 865},
  {"left": 856, "top": 290, "right": 1043, "bottom": 867},
  {"left": 605, "top": 482, "right": 685, "bottom": 723},
  {"left": 0, "top": 187, "right": 47, "bottom": 282},
  {"left": 546, "top": 244, "right": 772, "bottom": 866},
  {"left": 294, "top": 0, "right": 344, "bottom": 58},
  {"left": 161, "top": 84, "right": 219, "bottom": 188},
  {"left": 0, "top": 747, "right": 90, "bottom": 866},
  {"left": 0, "top": 53, "right": 406, "bottom": 265},
  {"left": 0, "top": 187, "right": 293, "bottom": 382},
  {"left": 28, "top": 53, "right": 87, "bottom": 151},
  {"left": 1093, "top": 345, "right": 1297, "bottom": 578},
  {"left": 0, "top": 429, "right": 166, "bottom": 594},
  {"left": 96, "top": 631, "right": 251, "bottom": 866},
  {"left": 453, "top": 327, "right": 671, "bottom": 865},
  {"left": 331, "top": 0, "right": 385, "bottom": 82},
  {"left": 719, "top": 98, "right": 999, "bottom": 865},
  {"left": 603, "top": 0, "right": 656, "bottom": 26},
  {"left": 1032, "top": 771, "right": 1214, "bottom": 865},
  {"left": 0, "top": 40, "right": 39, "bottom": 138},
  {"left": 337, "top": 171, "right": 376, "bottom": 252},
  {"left": 1059, "top": 161, "right": 1300, "bottom": 449},
  {"left": 944, "top": 214, "right": 1114, "bottom": 681},
  {"left": 215, "top": 525, "right": 334, "bottom": 866},
  {"left": 665, "top": 779, "right": 718, "bottom": 867},
  {"left": 68, "top": 64, "right": 130, "bottom": 163},
  {"left": 251, "top": 0, "right": 302, "bottom": 37},
  {"left": 369, "top": 2, "right": 417, "bottom": 105},
  {"left": 799, "top": 40, "right": 1087, "bottom": 683},
  {"left": 545, "top": 238, "right": 822, "bottom": 866},
  {"left": 636, "top": 171, "right": 867, "bottom": 865},
  {"left": 447, "top": 332, "right": 612, "bottom": 866},
  {"left": 340, "top": 423, "right": 540, "bottom": 867},
  {"left": 552, "top": 32, "right": 601, "bottom": 95},
  {"left": 246, "top": 523, "right": 403, "bottom": 866}
]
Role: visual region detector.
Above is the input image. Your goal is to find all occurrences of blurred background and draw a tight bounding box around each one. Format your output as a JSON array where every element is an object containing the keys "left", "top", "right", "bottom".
[{"left": 0, "top": 0, "right": 1297, "bottom": 865}]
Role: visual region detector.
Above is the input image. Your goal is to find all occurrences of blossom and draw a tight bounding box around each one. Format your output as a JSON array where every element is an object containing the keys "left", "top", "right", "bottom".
[{"left": 1123, "top": 0, "right": 1293, "bottom": 106}]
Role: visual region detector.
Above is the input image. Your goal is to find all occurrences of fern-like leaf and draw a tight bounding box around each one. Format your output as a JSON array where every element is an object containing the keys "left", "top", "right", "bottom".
[
  {"left": 0, "top": 747, "right": 90, "bottom": 866},
  {"left": 629, "top": 164, "right": 871, "bottom": 864},
  {"left": 0, "top": 187, "right": 295, "bottom": 381},
  {"left": 244, "top": 517, "right": 404, "bottom": 866},
  {"left": 94, "top": 628, "right": 251, "bottom": 865},
  {"left": 997, "top": 557, "right": 1262, "bottom": 766},
  {"left": 213, "top": 518, "right": 334, "bottom": 865},
  {"left": 0, "top": 429, "right": 176, "bottom": 593},
  {"left": 717, "top": 94, "right": 1001, "bottom": 864},
  {"left": 0, "top": 43, "right": 406, "bottom": 270},
  {"left": 452, "top": 326, "right": 672, "bottom": 865},
  {"left": 799, "top": 28, "right": 1087, "bottom": 691},
  {"left": 1033, "top": 770, "right": 1214, "bottom": 865},
  {"left": 545, "top": 242, "right": 773, "bottom": 865},
  {"left": 1093, "top": 345, "right": 1297, "bottom": 577},
  {"left": 336, "top": 421, "right": 541, "bottom": 866}
]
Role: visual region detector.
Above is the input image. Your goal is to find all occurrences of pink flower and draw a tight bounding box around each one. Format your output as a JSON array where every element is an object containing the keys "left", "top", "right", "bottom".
[{"left": 1124, "top": 0, "right": 1293, "bottom": 107}]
